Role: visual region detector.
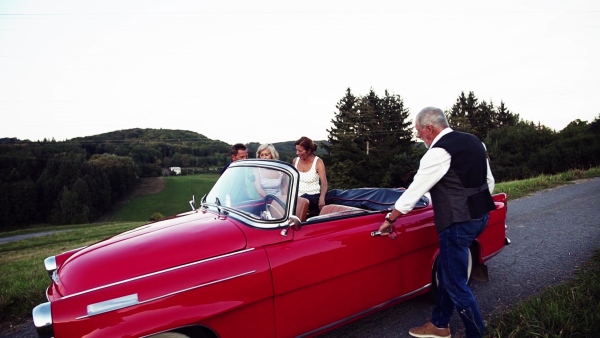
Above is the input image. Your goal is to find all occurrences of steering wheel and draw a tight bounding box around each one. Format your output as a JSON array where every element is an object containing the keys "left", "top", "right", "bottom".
[{"left": 264, "top": 194, "right": 286, "bottom": 219}]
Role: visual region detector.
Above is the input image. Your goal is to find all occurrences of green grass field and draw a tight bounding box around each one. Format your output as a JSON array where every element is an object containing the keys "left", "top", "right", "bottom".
[{"left": 110, "top": 174, "right": 219, "bottom": 222}]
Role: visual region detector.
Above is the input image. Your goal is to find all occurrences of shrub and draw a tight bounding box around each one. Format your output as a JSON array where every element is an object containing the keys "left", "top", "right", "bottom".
[{"left": 149, "top": 212, "right": 164, "bottom": 221}]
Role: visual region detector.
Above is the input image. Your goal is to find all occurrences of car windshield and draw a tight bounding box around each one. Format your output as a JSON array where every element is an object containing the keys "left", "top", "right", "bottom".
[{"left": 205, "top": 163, "right": 292, "bottom": 222}]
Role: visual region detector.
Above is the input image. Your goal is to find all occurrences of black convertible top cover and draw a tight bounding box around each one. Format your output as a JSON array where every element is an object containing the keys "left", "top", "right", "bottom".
[{"left": 324, "top": 188, "right": 429, "bottom": 211}]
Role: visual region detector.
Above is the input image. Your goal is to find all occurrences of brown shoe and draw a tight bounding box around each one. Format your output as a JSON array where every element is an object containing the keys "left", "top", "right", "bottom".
[{"left": 408, "top": 321, "right": 451, "bottom": 338}]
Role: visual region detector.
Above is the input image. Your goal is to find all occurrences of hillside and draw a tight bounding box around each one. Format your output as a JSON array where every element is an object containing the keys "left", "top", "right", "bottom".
[
  {"left": 72, "top": 128, "right": 229, "bottom": 146},
  {"left": 72, "top": 128, "right": 328, "bottom": 160}
]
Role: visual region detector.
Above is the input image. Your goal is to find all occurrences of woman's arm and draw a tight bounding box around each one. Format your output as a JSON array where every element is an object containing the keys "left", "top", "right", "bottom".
[
  {"left": 253, "top": 169, "right": 267, "bottom": 198},
  {"left": 281, "top": 174, "right": 290, "bottom": 196},
  {"left": 316, "top": 158, "right": 328, "bottom": 209}
]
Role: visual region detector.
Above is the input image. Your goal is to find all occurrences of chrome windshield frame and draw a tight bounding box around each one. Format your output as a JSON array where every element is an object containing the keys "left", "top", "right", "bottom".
[{"left": 205, "top": 159, "right": 300, "bottom": 229}]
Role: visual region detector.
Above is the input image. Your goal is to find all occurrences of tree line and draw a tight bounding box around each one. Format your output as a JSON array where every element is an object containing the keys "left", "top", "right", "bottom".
[
  {"left": 1, "top": 89, "right": 599, "bottom": 229},
  {"left": 323, "top": 89, "right": 600, "bottom": 189}
]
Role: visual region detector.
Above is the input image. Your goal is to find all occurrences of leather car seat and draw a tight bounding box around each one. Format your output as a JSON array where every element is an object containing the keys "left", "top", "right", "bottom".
[
  {"left": 295, "top": 197, "right": 310, "bottom": 222},
  {"left": 319, "top": 204, "right": 364, "bottom": 215}
]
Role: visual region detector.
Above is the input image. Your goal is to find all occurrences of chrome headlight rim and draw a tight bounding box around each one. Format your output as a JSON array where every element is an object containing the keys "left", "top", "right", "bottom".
[{"left": 43, "top": 256, "right": 56, "bottom": 279}]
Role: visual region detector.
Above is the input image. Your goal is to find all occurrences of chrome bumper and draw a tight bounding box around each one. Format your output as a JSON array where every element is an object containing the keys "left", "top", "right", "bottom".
[{"left": 32, "top": 302, "right": 53, "bottom": 338}]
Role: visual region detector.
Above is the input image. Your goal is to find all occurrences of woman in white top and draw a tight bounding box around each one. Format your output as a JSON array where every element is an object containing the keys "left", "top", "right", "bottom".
[
  {"left": 293, "top": 136, "right": 328, "bottom": 215},
  {"left": 254, "top": 143, "right": 288, "bottom": 197}
]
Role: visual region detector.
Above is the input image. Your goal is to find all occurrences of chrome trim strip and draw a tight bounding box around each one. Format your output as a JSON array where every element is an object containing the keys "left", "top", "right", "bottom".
[
  {"left": 76, "top": 270, "right": 255, "bottom": 319},
  {"left": 298, "top": 284, "right": 431, "bottom": 338},
  {"left": 87, "top": 294, "right": 139, "bottom": 316},
  {"left": 62, "top": 248, "right": 255, "bottom": 300}
]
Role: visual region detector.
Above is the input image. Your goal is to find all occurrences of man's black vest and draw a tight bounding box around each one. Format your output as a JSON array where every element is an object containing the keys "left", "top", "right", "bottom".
[{"left": 429, "top": 131, "right": 496, "bottom": 233}]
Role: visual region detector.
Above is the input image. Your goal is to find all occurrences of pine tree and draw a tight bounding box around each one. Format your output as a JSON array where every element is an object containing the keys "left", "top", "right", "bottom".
[
  {"left": 474, "top": 99, "right": 494, "bottom": 139},
  {"left": 495, "top": 100, "right": 519, "bottom": 127},
  {"left": 325, "top": 88, "right": 360, "bottom": 152},
  {"left": 447, "top": 91, "right": 472, "bottom": 132},
  {"left": 449, "top": 92, "right": 519, "bottom": 139},
  {"left": 324, "top": 88, "right": 369, "bottom": 188},
  {"left": 325, "top": 88, "right": 415, "bottom": 188}
]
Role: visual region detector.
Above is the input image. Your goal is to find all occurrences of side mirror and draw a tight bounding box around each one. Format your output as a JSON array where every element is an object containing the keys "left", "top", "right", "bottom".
[
  {"left": 280, "top": 215, "right": 302, "bottom": 236},
  {"left": 289, "top": 215, "right": 302, "bottom": 231}
]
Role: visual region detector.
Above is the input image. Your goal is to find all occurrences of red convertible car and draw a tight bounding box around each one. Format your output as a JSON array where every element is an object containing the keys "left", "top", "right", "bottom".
[{"left": 32, "top": 159, "right": 509, "bottom": 338}]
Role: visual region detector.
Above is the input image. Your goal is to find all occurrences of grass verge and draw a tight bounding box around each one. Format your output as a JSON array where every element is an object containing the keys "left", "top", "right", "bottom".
[
  {"left": 485, "top": 250, "right": 600, "bottom": 337},
  {"left": 494, "top": 167, "right": 600, "bottom": 201}
]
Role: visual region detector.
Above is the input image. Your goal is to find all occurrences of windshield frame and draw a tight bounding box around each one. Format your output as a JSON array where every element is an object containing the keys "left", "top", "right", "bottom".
[{"left": 203, "top": 159, "right": 300, "bottom": 229}]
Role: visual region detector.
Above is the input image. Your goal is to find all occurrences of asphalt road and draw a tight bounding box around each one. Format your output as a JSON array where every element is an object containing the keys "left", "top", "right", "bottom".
[
  {"left": 2, "top": 178, "right": 599, "bottom": 338},
  {"left": 0, "top": 230, "right": 72, "bottom": 245}
]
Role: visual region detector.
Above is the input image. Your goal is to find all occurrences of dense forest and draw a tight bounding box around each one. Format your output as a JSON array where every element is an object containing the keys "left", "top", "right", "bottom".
[{"left": 1, "top": 89, "right": 599, "bottom": 229}]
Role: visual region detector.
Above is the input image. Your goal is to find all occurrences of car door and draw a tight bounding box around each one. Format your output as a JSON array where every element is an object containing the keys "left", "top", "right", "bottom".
[{"left": 265, "top": 207, "right": 437, "bottom": 337}]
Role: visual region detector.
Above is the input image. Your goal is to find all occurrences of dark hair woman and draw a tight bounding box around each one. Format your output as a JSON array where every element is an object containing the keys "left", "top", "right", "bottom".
[{"left": 293, "top": 136, "right": 328, "bottom": 216}]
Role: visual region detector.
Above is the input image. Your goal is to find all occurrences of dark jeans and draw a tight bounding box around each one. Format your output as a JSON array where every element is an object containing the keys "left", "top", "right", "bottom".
[
  {"left": 301, "top": 193, "right": 321, "bottom": 217},
  {"left": 432, "top": 214, "right": 489, "bottom": 338}
]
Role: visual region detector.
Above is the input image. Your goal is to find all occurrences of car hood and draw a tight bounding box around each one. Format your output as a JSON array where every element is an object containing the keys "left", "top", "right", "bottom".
[{"left": 55, "top": 211, "right": 247, "bottom": 296}]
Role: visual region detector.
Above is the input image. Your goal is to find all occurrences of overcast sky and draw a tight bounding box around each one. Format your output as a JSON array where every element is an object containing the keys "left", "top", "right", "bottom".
[{"left": 1, "top": 0, "right": 599, "bottom": 145}]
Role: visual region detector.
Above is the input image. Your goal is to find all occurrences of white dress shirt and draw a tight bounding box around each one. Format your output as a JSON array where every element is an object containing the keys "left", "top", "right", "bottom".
[{"left": 394, "top": 128, "right": 495, "bottom": 214}]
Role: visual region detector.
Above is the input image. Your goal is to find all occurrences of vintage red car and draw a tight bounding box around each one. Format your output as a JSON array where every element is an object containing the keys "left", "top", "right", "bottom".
[{"left": 32, "top": 159, "right": 509, "bottom": 338}]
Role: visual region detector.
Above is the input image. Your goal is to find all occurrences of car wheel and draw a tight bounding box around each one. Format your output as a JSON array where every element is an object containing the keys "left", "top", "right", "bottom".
[
  {"left": 150, "top": 333, "right": 189, "bottom": 338},
  {"left": 431, "top": 249, "right": 473, "bottom": 300},
  {"left": 150, "top": 329, "right": 214, "bottom": 338}
]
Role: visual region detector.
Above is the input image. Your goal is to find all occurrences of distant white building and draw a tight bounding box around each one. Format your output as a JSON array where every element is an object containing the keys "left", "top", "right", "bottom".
[{"left": 169, "top": 167, "right": 182, "bottom": 175}]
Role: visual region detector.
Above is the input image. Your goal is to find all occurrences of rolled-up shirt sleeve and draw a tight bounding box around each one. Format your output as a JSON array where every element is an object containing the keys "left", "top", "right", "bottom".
[
  {"left": 486, "top": 158, "right": 495, "bottom": 194},
  {"left": 482, "top": 142, "right": 495, "bottom": 194},
  {"left": 394, "top": 148, "right": 451, "bottom": 214}
]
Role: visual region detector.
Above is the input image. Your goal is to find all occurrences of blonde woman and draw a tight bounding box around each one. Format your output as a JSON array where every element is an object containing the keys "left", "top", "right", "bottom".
[{"left": 254, "top": 144, "right": 288, "bottom": 197}]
